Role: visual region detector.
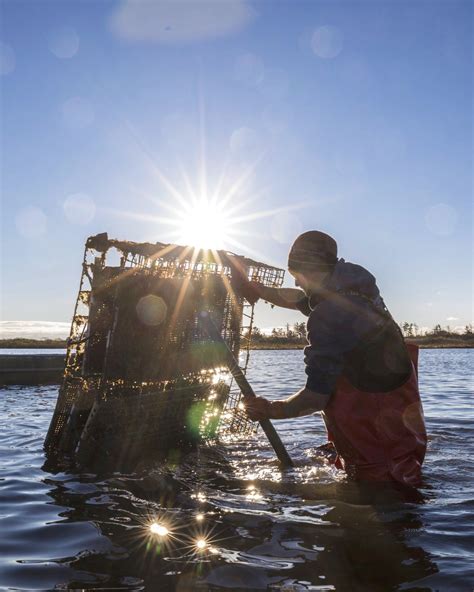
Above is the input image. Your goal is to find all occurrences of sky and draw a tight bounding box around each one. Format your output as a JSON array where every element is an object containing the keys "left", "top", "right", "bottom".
[{"left": 1, "top": 0, "right": 472, "bottom": 339}]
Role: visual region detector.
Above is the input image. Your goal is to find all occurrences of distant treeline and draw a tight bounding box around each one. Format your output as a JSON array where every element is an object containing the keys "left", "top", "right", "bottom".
[
  {"left": 246, "top": 322, "right": 474, "bottom": 349},
  {"left": 1, "top": 323, "right": 473, "bottom": 349},
  {"left": 399, "top": 323, "right": 473, "bottom": 348},
  {"left": 0, "top": 338, "right": 67, "bottom": 349}
]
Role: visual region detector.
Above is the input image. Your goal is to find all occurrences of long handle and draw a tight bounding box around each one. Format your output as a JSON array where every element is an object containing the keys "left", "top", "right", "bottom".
[{"left": 202, "top": 314, "right": 294, "bottom": 468}]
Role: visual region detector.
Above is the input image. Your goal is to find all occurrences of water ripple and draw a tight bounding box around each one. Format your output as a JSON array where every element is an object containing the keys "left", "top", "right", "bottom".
[{"left": 0, "top": 350, "right": 472, "bottom": 590}]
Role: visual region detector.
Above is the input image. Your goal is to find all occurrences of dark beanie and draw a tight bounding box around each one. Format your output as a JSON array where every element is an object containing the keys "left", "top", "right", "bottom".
[{"left": 288, "top": 231, "right": 338, "bottom": 272}]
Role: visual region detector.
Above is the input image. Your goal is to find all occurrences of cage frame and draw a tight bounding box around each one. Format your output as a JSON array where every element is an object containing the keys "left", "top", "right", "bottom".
[{"left": 44, "top": 233, "right": 285, "bottom": 469}]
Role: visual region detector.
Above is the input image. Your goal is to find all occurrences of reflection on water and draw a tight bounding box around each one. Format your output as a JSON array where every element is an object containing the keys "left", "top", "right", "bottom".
[{"left": 0, "top": 349, "right": 473, "bottom": 590}]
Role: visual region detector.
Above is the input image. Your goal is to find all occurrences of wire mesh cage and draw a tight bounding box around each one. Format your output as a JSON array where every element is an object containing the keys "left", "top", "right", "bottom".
[{"left": 44, "top": 233, "right": 284, "bottom": 470}]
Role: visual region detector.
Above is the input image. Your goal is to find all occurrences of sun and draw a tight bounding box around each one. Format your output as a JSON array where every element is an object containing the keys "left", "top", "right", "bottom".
[
  {"left": 176, "top": 197, "right": 231, "bottom": 250},
  {"left": 104, "top": 87, "right": 313, "bottom": 258},
  {"left": 108, "top": 143, "right": 310, "bottom": 257}
]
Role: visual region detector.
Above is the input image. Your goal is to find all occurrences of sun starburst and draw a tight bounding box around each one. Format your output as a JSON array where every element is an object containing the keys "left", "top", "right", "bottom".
[{"left": 104, "top": 98, "right": 314, "bottom": 256}]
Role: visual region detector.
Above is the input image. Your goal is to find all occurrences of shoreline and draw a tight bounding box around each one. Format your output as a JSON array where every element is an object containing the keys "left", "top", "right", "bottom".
[
  {"left": 249, "top": 343, "right": 473, "bottom": 350},
  {"left": 1, "top": 340, "right": 472, "bottom": 350}
]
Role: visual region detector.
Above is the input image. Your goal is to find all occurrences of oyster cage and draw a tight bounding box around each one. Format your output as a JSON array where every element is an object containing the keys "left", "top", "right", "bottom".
[{"left": 44, "top": 233, "right": 284, "bottom": 470}]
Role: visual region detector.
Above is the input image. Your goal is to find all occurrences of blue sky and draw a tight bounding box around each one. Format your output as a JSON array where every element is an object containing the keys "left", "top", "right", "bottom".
[{"left": 1, "top": 0, "right": 472, "bottom": 338}]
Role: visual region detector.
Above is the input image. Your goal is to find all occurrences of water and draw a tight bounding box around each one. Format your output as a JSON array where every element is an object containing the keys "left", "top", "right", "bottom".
[{"left": 0, "top": 349, "right": 472, "bottom": 591}]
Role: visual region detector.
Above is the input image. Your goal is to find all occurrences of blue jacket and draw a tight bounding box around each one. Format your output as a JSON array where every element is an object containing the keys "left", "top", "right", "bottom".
[{"left": 296, "top": 259, "right": 395, "bottom": 394}]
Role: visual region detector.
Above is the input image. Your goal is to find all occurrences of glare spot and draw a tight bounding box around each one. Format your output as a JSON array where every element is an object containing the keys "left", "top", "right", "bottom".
[
  {"left": 0, "top": 42, "right": 15, "bottom": 75},
  {"left": 234, "top": 52, "right": 264, "bottom": 86},
  {"left": 383, "top": 347, "right": 404, "bottom": 374},
  {"left": 195, "top": 513, "right": 205, "bottom": 522},
  {"left": 150, "top": 522, "right": 169, "bottom": 536},
  {"left": 196, "top": 538, "right": 207, "bottom": 550},
  {"left": 136, "top": 295, "right": 168, "bottom": 326},
  {"left": 271, "top": 211, "right": 302, "bottom": 244},
  {"left": 425, "top": 203, "right": 458, "bottom": 237},
  {"left": 48, "top": 27, "right": 80, "bottom": 59},
  {"left": 15, "top": 206, "right": 47, "bottom": 239},
  {"left": 63, "top": 193, "right": 96, "bottom": 224},
  {"left": 177, "top": 198, "right": 231, "bottom": 249},
  {"left": 311, "top": 26, "right": 344, "bottom": 59},
  {"left": 245, "top": 485, "right": 263, "bottom": 500},
  {"left": 61, "top": 96, "right": 94, "bottom": 129}
]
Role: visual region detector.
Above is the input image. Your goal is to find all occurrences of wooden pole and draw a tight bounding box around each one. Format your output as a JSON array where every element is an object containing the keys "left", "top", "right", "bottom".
[{"left": 202, "top": 313, "right": 294, "bottom": 469}]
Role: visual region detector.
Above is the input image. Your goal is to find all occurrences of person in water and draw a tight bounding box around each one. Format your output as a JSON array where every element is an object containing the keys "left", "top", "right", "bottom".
[{"left": 244, "top": 231, "right": 427, "bottom": 486}]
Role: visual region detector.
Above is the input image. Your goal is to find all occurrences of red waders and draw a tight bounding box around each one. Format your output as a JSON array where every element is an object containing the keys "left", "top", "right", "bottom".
[{"left": 321, "top": 344, "right": 427, "bottom": 486}]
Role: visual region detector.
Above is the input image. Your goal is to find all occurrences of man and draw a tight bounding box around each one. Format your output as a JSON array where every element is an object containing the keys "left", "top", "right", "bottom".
[{"left": 245, "top": 231, "right": 427, "bottom": 486}]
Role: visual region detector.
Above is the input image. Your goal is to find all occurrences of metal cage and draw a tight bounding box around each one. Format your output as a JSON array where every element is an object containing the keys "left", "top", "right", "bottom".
[{"left": 44, "top": 233, "right": 284, "bottom": 470}]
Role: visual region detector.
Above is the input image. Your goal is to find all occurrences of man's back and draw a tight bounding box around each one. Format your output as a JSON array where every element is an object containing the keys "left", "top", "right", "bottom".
[{"left": 299, "top": 259, "right": 412, "bottom": 395}]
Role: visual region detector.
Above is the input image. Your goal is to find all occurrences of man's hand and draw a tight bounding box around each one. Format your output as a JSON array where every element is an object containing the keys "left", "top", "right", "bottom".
[
  {"left": 244, "top": 388, "right": 330, "bottom": 422},
  {"left": 249, "top": 285, "right": 306, "bottom": 310},
  {"left": 229, "top": 272, "right": 261, "bottom": 305},
  {"left": 243, "top": 396, "right": 272, "bottom": 421},
  {"left": 242, "top": 281, "right": 262, "bottom": 305},
  {"left": 243, "top": 396, "right": 289, "bottom": 421}
]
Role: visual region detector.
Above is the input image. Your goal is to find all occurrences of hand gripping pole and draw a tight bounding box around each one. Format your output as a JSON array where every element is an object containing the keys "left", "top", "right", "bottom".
[{"left": 201, "top": 312, "right": 294, "bottom": 469}]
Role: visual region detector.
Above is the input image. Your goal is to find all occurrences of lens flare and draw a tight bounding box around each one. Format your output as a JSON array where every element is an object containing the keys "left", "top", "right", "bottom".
[
  {"left": 196, "top": 538, "right": 207, "bottom": 550},
  {"left": 177, "top": 198, "right": 231, "bottom": 249},
  {"left": 150, "top": 522, "right": 169, "bottom": 537}
]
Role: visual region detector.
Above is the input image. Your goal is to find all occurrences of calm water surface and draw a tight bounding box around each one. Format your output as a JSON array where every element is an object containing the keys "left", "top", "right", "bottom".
[{"left": 0, "top": 349, "right": 473, "bottom": 591}]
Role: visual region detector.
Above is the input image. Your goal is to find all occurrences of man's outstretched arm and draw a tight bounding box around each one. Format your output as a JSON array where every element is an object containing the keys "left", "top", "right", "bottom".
[
  {"left": 244, "top": 387, "right": 330, "bottom": 421},
  {"left": 251, "top": 284, "right": 307, "bottom": 310}
]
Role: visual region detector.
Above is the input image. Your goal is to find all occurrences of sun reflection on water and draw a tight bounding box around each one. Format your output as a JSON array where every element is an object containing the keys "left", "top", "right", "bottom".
[
  {"left": 195, "top": 538, "right": 207, "bottom": 550},
  {"left": 149, "top": 522, "right": 169, "bottom": 537}
]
